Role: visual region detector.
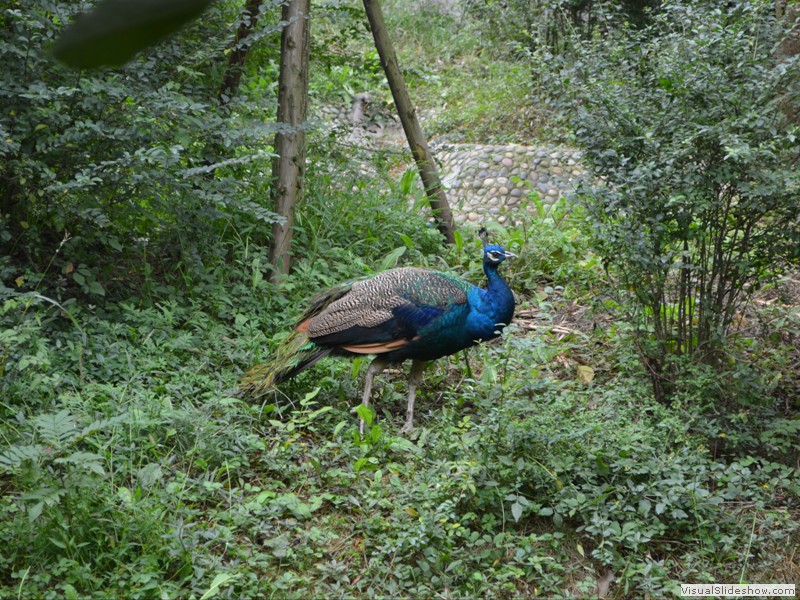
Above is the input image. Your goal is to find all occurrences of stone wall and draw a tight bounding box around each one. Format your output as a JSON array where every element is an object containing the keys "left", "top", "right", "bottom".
[
  {"left": 433, "top": 143, "right": 585, "bottom": 224},
  {"left": 313, "top": 96, "right": 587, "bottom": 225}
]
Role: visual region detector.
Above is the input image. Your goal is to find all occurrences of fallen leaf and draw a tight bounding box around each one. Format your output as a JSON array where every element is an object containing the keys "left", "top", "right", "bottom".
[{"left": 577, "top": 365, "right": 594, "bottom": 384}]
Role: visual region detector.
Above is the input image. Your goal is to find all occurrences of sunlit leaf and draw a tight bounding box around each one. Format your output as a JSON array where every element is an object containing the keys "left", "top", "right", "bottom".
[
  {"left": 199, "top": 572, "right": 238, "bottom": 600},
  {"left": 510, "top": 501, "right": 523, "bottom": 522},
  {"left": 577, "top": 365, "right": 594, "bottom": 384}
]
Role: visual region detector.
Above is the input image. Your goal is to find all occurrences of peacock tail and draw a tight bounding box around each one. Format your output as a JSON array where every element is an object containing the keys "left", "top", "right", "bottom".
[
  {"left": 239, "top": 281, "right": 354, "bottom": 396},
  {"left": 239, "top": 329, "right": 330, "bottom": 396}
]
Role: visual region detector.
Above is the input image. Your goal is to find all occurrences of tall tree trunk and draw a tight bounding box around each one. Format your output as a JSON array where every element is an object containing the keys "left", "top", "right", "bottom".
[
  {"left": 268, "top": 0, "right": 310, "bottom": 281},
  {"left": 776, "top": 0, "right": 800, "bottom": 61},
  {"left": 362, "top": 0, "right": 456, "bottom": 244},
  {"left": 219, "top": 0, "right": 264, "bottom": 103},
  {"left": 775, "top": 0, "right": 800, "bottom": 124}
]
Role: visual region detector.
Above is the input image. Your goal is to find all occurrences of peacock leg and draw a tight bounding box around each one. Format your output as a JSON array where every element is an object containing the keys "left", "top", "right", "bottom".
[
  {"left": 359, "top": 356, "right": 389, "bottom": 435},
  {"left": 400, "top": 360, "right": 427, "bottom": 433}
]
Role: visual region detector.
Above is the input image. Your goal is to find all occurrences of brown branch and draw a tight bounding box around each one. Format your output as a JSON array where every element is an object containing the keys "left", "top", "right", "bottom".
[
  {"left": 219, "top": 0, "right": 264, "bottom": 104},
  {"left": 362, "top": 0, "right": 456, "bottom": 244}
]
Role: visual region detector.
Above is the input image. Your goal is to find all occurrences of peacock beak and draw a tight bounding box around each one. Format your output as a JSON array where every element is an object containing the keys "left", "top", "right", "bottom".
[{"left": 503, "top": 251, "right": 517, "bottom": 258}]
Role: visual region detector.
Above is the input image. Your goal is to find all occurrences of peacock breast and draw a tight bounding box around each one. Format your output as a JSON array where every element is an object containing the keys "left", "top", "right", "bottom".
[{"left": 465, "top": 286, "right": 514, "bottom": 341}]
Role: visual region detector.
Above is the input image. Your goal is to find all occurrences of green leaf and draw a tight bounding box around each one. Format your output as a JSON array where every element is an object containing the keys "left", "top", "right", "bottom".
[
  {"left": 399, "top": 167, "right": 416, "bottom": 195},
  {"left": 64, "top": 584, "right": 79, "bottom": 600},
  {"left": 199, "top": 572, "right": 238, "bottom": 600},
  {"left": 117, "top": 486, "right": 133, "bottom": 505},
  {"left": 307, "top": 406, "right": 333, "bottom": 420},
  {"left": 355, "top": 404, "right": 374, "bottom": 427},
  {"left": 531, "top": 191, "right": 545, "bottom": 217},
  {"left": 28, "top": 501, "right": 44, "bottom": 523},
  {"left": 397, "top": 233, "right": 415, "bottom": 248},
  {"left": 301, "top": 387, "right": 321, "bottom": 405},
  {"left": 252, "top": 257, "right": 263, "bottom": 289},
  {"left": 378, "top": 246, "right": 407, "bottom": 271},
  {"left": 0, "top": 445, "right": 45, "bottom": 471},
  {"left": 638, "top": 498, "right": 652, "bottom": 515},
  {"left": 87, "top": 280, "right": 106, "bottom": 296},
  {"left": 511, "top": 501, "right": 523, "bottom": 522},
  {"left": 52, "top": 0, "right": 215, "bottom": 69},
  {"left": 107, "top": 236, "right": 124, "bottom": 251}
]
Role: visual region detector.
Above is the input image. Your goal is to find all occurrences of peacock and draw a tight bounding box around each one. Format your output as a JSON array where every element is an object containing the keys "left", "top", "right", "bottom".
[{"left": 241, "top": 235, "right": 516, "bottom": 433}]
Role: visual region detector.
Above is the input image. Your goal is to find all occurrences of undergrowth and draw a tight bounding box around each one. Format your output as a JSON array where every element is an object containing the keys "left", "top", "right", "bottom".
[{"left": 2, "top": 176, "right": 798, "bottom": 597}]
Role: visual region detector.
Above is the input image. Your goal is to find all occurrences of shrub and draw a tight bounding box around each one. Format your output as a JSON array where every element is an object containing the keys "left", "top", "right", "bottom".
[
  {"left": 0, "top": 1, "right": 281, "bottom": 298},
  {"left": 537, "top": 0, "right": 800, "bottom": 402}
]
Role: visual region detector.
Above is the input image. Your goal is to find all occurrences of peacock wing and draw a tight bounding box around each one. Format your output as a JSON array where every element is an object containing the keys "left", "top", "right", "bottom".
[
  {"left": 296, "top": 281, "right": 353, "bottom": 326},
  {"left": 303, "top": 268, "right": 471, "bottom": 349}
]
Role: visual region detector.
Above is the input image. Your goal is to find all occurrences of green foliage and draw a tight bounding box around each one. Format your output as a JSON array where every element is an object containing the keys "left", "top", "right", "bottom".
[
  {"left": 0, "top": 409, "right": 127, "bottom": 523},
  {"left": 435, "top": 330, "right": 799, "bottom": 595},
  {"left": 508, "top": 195, "right": 601, "bottom": 294},
  {"left": 366, "top": 1, "right": 545, "bottom": 144},
  {"left": 3, "top": 271, "right": 798, "bottom": 597},
  {"left": 1, "top": 0, "right": 281, "bottom": 297},
  {"left": 537, "top": 0, "right": 800, "bottom": 401},
  {"left": 463, "top": 0, "right": 660, "bottom": 54}
]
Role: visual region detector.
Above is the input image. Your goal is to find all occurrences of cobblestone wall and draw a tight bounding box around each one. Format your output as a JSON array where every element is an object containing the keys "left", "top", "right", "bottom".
[
  {"left": 314, "top": 97, "right": 587, "bottom": 225},
  {"left": 433, "top": 143, "right": 585, "bottom": 224}
]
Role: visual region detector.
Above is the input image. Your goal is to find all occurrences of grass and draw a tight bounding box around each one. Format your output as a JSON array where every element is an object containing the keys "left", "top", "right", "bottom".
[
  {"left": 383, "top": 3, "right": 546, "bottom": 144},
  {"left": 311, "top": 0, "right": 552, "bottom": 145}
]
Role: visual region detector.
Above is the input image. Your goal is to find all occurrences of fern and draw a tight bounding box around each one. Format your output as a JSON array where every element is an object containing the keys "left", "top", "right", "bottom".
[
  {"left": 22, "top": 486, "right": 67, "bottom": 523},
  {"left": 79, "top": 414, "right": 129, "bottom": 439},
  {"left": 53, "top": 452, "right": 106, "bottom": 476},
  {"left": 1, "top": 409, "right": 128, "bottom": 521},
  {"left": 33, "top": 409, "right": 79, "bottom": 445},
  {"left": 0, "top": 444, "right": 46, "bottom": 472}
]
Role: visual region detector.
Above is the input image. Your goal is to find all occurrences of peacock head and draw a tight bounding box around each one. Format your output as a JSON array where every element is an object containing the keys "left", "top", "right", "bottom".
[{"left": 483, "top": 244, "right": 516, "bottom": 266}]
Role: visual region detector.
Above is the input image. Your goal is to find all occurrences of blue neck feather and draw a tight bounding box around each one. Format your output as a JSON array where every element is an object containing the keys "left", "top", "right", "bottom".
[
  {"left": 462, "top": 255, "right": 515, "bottom": 342},
  {"left": 483, "top": 258, "right": 515, "bottom": 326}
]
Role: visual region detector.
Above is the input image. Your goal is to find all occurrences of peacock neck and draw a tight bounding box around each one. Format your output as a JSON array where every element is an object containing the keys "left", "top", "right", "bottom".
[
  {"left": 484, "top": 261, "right": 508, "bottom": 293},
  {"left": 482, "top": 261, "right": 514, "bottom": 323},
  {"left": 461, "top": 259, "right": 515, "bottom": 342}
]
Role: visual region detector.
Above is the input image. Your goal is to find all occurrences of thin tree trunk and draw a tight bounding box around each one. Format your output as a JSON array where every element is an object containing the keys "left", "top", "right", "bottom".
[
  {"left": 219, "top": 0, "right": 264, "bottom": 103},
  {"left": 774, "top": 1, "right": 800, "bottom": 125},
  {"left": 362, "top": 0, "right": 456, "bottom": 244},
  {"left": 268, "top": 0, "right": 310, "bottom": 281},
  {"left": 776, "top": 0, "right": 800, "bottom": 60}
]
